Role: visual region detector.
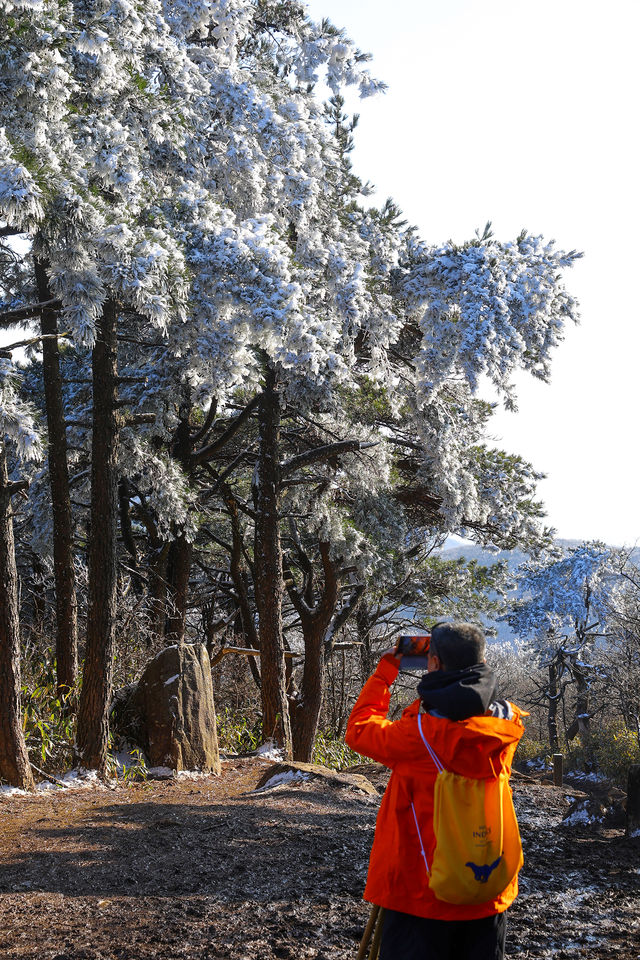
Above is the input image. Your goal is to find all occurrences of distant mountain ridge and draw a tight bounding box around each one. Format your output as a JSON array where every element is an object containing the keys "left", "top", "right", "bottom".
[{"left": 440, "top": 537, "right": 585, "bottom": 571}]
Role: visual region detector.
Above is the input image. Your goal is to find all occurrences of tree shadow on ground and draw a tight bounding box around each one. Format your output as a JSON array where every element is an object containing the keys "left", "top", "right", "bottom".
[{"left": 0, "top": 791, "right": 376, "bottom": 903}]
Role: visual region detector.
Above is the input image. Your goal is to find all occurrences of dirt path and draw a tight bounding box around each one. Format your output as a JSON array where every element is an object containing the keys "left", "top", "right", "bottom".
[{"left": 1, "top": 760, "right": 638, "bottom": 959}]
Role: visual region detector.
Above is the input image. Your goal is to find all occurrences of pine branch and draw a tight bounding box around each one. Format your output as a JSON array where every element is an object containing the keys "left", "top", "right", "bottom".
[
  {"left": 1, "top": 331, "right": 71, "bottom": 351},
  {"left": 280, "top": 439, "right": 377, "bottom": 477},
  {"left": 123, "top": 413, "right": 157, "bottom": 426},
  {"left": 192, "top": 394, "right": 260, "bottom": 465},
  {"left": 0, "top": 298, "right": 63, "bottom": 324},
  {"left": 190, "top": 399, "right": 218, "bottom": 446},
  {"left": 3, "top": 479, "right": 29, "bottom": 497}
]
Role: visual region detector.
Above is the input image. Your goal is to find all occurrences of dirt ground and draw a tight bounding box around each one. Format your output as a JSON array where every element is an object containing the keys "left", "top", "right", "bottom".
[{"left": 0, "top": 758, "right": 638, "bottom": 960}]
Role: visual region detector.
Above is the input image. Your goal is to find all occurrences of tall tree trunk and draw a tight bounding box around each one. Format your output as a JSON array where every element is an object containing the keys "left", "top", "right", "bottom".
[
  {"left": 290, "top": 543, "right": 338, "bottom": 762},
  {"left": 547, "top": 661, "right": 560, "bottom": 754},
  {"left": 357, "top": 602, "right": 375, "bottom": 683},
  {"left": 252, "top": 367, "right": 292, "bottom": 756},
  {"left": 165, "top": 533, "right": 192, "bottom": 645},
  {"left": 34, "top": 259, "right": 78, "bottom": 699},
  {"left": 573, "top": 661, "right": 591, "bottom": 747},
  {"left": 148, "top": 542, "right": 170, "bottom": 644},
  {"left": 76, "top": 301, "right": 119, "bottom": 773},
  {"left": 0, "top": 447, "right": 34, "bottom": 789},
  {"left": 164, "top": 414, "right": 193, "bottom": 646},
  {"left": 291, "top": 619, "right": 325, "bottom": 762},
  {"left": 222, "top": 486, "right": 261, "bottom": 689}
]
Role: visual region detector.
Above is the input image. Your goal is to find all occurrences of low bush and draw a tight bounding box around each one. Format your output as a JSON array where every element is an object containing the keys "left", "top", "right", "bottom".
[
  {"left": 215, "top": 707, "right": 261, "bottom": 755},
  {"left": 312, "top": 730, "right": 360, "bottom": 770},
  {"left": 21, "top": 658, "right": 76, "bottom": 774},
  {"left": 567, "top": 721, "right": 640, "bottom": 787},
  {"left": 514, "top": 735, "right": 550, "bottom": 768}
]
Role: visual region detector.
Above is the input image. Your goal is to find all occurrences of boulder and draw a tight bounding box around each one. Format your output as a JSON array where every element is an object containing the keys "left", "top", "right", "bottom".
[
  {"left": 131, "top": 644, "right": 220, "bottom": 773},
  {"left": 254, "top": 760, "right": 378, "bottom": 796}
]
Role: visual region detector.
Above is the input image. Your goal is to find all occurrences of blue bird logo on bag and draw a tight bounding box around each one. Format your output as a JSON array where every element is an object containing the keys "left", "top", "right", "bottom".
[{"left": 465, "top": 856, "right": 503, "bottom": 884}]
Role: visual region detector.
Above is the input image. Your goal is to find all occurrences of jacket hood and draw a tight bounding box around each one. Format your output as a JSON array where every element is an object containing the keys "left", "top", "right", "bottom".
[{"left": 417, "top": 662, "right": 497, "bottom": 721}]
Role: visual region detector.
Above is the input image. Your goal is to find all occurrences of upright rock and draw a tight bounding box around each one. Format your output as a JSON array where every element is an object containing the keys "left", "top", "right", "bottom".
[{"left": 132, "top": 644, "right": 220, "bottom": 773}]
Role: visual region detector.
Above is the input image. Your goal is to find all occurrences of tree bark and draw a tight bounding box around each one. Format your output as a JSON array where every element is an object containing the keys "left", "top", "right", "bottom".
[
  {"left": 164, "top": 414, "right": 193, "bottom": 646},
  {"left": 34, "top": 258, "right": 78, "bottom": 699},
  {"left": 148, "top": 542, "right": 170, "bottom": 643},
  {"left": 289, "top": 543, "right": 338, "bottom": 762},
  {"left": 357, "top": 602, "right": 376, "bottom": 683},
  {"left": 291, "top": 615, "right": 326, "bottom": 762},
  {"left": 76, "top": 301, "right": 119, "bottom": 773},
  {"left": 252, "top": 367, "right": 292, "bottom": 756},
  {"left": 165, "top": 533, "right": 193, "bottom": 645},
  {"left": 0, "top": 446, "right": 35, "bottom": 789},
  {"left": 547, "top": 661, "right": 560, "bottom": 754},
  {"left": 573, "top": 660, "right": 591, "bottom": 747},
  {"left": 626, "top": 764, "right": 640, "bottom": 838},
  {"left": 223, "top": 486, "right": 261, "bottom": 688}
]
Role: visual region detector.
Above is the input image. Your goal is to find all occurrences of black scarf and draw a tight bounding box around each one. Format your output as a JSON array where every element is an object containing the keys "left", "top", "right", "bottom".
[{"left": 416, "top": 663, "right": 498, "bottom": 721}]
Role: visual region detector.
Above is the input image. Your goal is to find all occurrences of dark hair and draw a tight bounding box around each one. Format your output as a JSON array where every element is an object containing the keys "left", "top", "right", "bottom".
[{"left": 430, "top": 622, "right": 486, "bottom": 672}]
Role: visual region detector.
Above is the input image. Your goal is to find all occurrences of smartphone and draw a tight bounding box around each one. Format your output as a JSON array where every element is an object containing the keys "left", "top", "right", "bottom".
[{"left": 395, "top": 634, "right": 431, "bottom": 671}]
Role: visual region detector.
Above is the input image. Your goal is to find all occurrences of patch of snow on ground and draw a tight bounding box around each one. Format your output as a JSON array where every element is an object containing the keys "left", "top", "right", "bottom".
[
  {"left": 2, "top": 768, "right": 105, "bottom": 798},
  {"left": 255, "top": 770, "right": 311, "bottom": 791},
  {"left": 175, "top": 770, "right": 215, "bottom": 780},
  {"left": 113, "top": 744, "right": 148, "bottom": 776},
  {"left": 563, "top": 802, "right": 596, "bottom": 826},
  {"left": 36, "top": 780, "right": 62, "bottom": 792},
  {"left": 570, "top": 770, "right": 608, "bottom": 784},
  {"left": 145, "top": 768, "right": 216, "bottom": 781},
  {"left": 0, "top": 785, "right": 27, "bottom": 797},
  {"left": 63, "top": 769, "right": 102, "bottom": 787},
  {"left": 524, "top": 758, "right": 551, "bottom": 772},
  {"left": 254, "top": 741, "right": 285, "bottom": 761}
]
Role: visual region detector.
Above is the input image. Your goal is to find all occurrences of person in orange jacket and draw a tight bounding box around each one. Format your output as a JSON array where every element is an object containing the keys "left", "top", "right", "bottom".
[{"left": 345, "top": 622, "right": 526, "bottom": 960}]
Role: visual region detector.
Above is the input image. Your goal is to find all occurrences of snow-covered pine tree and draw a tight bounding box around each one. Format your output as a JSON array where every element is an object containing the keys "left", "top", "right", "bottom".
[
  {"left": 1, "top": 0, "right": 206, "bottom": 771},
  {"left": 504, "top": 542, "right": 619, "bottom": 747}
]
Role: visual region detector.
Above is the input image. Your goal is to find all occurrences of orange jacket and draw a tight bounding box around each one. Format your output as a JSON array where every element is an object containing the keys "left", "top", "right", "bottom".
[{"left": 345, "top": 655, "right": 525, "bottom": 921}]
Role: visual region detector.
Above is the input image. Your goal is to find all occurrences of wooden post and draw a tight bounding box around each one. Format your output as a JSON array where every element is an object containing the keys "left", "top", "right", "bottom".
[
  {"left": 553, "top": 753, "right": 563, "bottom": 787},
  {"left": 626, "top": 764, "right": 640, "bottom": 838}
]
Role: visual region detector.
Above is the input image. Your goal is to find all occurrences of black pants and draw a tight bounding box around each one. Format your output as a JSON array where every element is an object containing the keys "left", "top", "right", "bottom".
[{"left": 379, "top": 907, "right": 507, "bottom": 960}]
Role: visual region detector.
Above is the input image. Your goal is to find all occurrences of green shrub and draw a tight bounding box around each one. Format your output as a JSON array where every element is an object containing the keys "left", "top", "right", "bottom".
[
  {"left": 216, "top": 707, "right": 261, "bottom": 755},
  {"left": 567, "top": 721, "right": 640, "bottom": 787},
  {"left": 312, "top": 730, "right": 361, "bottom": 770},
  {"left": 21, "top": 659, "right": 76, "bottom": 774},
  {"left": 214, "top": 712, "right": 360, "bottom": 769},
  {"left": 114, "top": 747, "right": 149, "bottom": 784},
  {"left": 514, "top": 736, "right": 550, "bottom": 768}
]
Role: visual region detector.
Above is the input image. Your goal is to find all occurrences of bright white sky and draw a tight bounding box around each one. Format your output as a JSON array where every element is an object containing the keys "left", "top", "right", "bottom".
[{"left": 305, "top": 0, "right": 640, "bottom": 547}]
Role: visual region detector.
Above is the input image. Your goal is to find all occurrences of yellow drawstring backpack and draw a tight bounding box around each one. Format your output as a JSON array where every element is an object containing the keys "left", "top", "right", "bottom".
[{"left": 411, "top": 714, "right": 524, "bottom": 905}]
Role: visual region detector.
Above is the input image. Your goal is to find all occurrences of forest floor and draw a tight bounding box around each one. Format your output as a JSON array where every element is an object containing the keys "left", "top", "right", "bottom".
[{"left": 0, "top": 757, "right": 638, "bottom": 960}]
